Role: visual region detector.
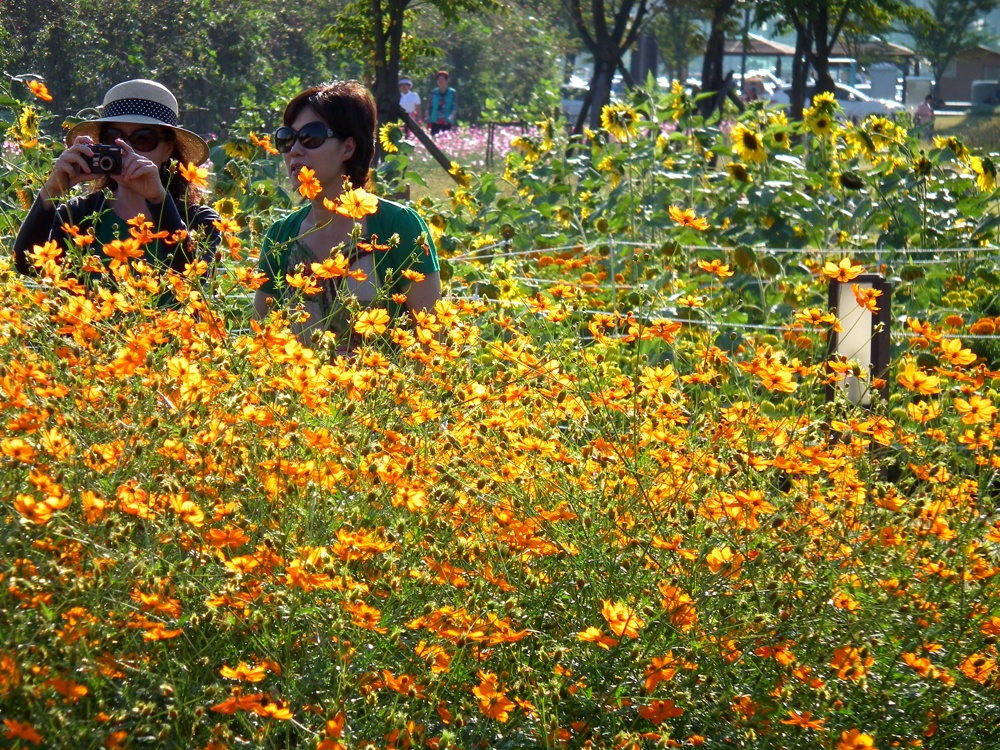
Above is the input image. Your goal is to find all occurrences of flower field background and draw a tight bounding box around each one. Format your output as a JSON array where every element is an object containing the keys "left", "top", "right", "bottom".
[{"left": 4, "top": 79, "right": 1000, "bottom": 749}]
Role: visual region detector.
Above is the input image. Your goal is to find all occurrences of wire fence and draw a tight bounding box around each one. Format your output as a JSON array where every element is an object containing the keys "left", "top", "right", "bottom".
[{"left": 445, "top": 239, "right": 1000, "bottom": 268}]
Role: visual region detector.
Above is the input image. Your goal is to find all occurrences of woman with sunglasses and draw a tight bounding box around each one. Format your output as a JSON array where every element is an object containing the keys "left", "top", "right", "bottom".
[
  {"left": 13, "top": 79, "right": 220, "bottom": 278},
  {"left": 255, "top": 80, "right": 440, "bottom": 349}
]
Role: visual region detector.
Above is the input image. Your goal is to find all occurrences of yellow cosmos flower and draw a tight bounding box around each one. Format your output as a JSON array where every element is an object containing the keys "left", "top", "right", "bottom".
[
  {"left": 822, "top": 257, "right": 864, "bottom": 282},
  {"left": 326, "top": 187, "right": 379, "bottom": 219},
  {"left": 354, "top": 308, "right": 391, "bottom": 337}
]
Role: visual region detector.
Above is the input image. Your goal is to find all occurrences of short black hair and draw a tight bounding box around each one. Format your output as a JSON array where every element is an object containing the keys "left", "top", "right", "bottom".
[{"left": 283, "top": 81, "right": 376, "bottom": 190}]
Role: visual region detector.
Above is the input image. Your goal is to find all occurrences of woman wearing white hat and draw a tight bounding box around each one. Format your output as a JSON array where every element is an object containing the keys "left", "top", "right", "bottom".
[{"left": 14, "top": 78, "right": 220, "bottom": 279}]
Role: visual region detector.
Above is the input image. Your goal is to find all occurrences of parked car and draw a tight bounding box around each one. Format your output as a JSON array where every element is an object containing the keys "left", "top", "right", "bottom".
[
  {"left": 768, "top": 83, "right": 902, "bottom": 121},
  {"left": 561, "top": 77, "right": 590, "bottom": 120}
]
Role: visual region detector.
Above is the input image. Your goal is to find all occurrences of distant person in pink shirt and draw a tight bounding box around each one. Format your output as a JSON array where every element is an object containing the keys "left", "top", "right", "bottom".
[{"left": 914, "top": 94, "right": 935, "bottom": 135}]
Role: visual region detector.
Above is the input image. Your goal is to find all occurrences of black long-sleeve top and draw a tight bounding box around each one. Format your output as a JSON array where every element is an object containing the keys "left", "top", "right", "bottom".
[{"left": 13, "top": 190, "right": 221, "bottom": 276}]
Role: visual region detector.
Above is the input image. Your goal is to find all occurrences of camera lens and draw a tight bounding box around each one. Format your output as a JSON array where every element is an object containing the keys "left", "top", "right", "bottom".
[{"left": 98, "top": 156, "right": 116, "bottom": 172}]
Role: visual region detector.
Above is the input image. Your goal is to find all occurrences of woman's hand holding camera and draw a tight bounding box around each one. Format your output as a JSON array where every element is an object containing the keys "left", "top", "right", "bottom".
[
  {"left": 113, "top": 139, "right": 167, "bottom": 204},
  {"left": 39, "top": 136, "right": 166, "bottom": 206},
  {"left": 39, "top": 136, "right": 100, "bottom": 203}
]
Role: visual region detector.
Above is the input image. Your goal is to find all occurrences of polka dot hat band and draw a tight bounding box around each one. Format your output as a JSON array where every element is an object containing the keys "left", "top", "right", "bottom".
[{"left": 66, "top": 79, "right": 209, "bottom": 166}]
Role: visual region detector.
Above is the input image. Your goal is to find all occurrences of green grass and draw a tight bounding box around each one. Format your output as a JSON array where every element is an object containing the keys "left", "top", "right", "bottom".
[{"left": 936, "top": 106, "right": 1000, "bottom": 152}]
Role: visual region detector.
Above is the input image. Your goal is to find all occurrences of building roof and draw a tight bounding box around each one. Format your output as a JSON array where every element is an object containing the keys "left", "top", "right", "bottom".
[
  {"left": 956, "top": 45, "right": 1000, "bottom": 61},
  {"left": 723, "top": 34, "right": 797, "bottom": 57},
  {"left": 830, "top": 39, "right": 914, "bottom": 59}
]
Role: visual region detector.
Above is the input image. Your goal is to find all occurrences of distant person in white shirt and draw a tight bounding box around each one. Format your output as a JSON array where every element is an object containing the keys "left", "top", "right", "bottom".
[{"left": 399, "top": 76, "right": 421, "bottom": 123}]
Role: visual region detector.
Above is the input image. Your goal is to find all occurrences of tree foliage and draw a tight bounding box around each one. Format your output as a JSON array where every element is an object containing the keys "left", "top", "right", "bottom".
[
  {"left": 905, "top": 0, "right": 1000, "bottom": 100},
  {"left": 562, "top": 0, "right": 649, "bottom": 131},
  {"left": 755, "top": 0, "right": 911, "bottom": 119},
  {"left": 649, "top": 0, "right": 712, "bottom": 84},
  {"left": 0, "top": 0, "right": 342, "bottom": 135}
]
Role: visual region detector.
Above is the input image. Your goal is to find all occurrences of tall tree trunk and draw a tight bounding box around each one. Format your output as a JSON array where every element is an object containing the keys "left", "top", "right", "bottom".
[
  {"left": 699, "top": 0, "right": 736, "bottom": 118},
  {"left": 588, "top": 57, "right": 616, "bottom": 130},
  {"left": 809, "top": 6, "right": 836, "bottom": 96},
  {"left": 371, "top": 0, "right": 407, "bottom": 159},
  {"left": 790, "top": 26, "right": 810, "bottom": 121}
]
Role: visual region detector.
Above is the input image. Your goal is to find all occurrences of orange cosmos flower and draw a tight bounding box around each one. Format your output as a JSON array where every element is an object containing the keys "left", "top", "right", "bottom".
[
  {"left": 837, "top": 728, "right": 877, "bottom": 750},
  {"left": 780, "top": 710, "right": 827, "bottom": 730},
  {"left": 297, "top": 166, "right": 323, "bottom": 199},
  {"left": 178, "top": 162, "right": 210, "bottom": 190},
  {"left": 401, "top": 269, "right": 426, "bottom": 282},
  {"left": 3, "top": 719, "right": 43, "bottom": 745},
  {"left": 472, "top": 671, "right": 515, "bottom": 722},
  {"left": 696, "top": 257, "right": 734, "bottom": 278},
  {"left": 48, "top": 677, "right": 88, "bottom": 701},
  {"left": 576, "top": 626, "right": 619, "bottom": 649},
  {"left": 311, "top": 254, "right": 352, "bottom": 279},
  {"left": 249, "top": 131, "right": 279, "bottom": 155},
  {"left": 823, "top": 257, "right": 864, "bottom": 282},
  {"left": 706, "top": 545, "right": 744, "bottom": 577},
  {"left": 342, "top": 600, "right": 387, "bottom": 633},
  {"left": 639, "top": 699, "right": 684, "bottom": 724},
  {"left": 328, "top": 187, "right": 379, "bottom": 219},
  {"left": 26, "top": 79, "right": 53, "bottom": 102},
  {"left": 851, "top": 283, "right": 882, "bottom": 313},
  {"left": 959, "top": 653, "right": 996, "bottom": 683},
  {"left": 897, "top": 362, "right": 941, "bottom": 395},
  {"left": 938, "top": 337, "right": 977, "bottom": 367},
  {"left": 220, "top": 662, "right": 268, "bottom": 683},
  {"left": 954, "top": 394, "right": 998, "bottom": 424},
  {"left": 354, "top": 308, "right": 391, "bottom": 337},
  {"left": 601, "top": 599, "right": 644, "bottom": 638},
  {"left": 284, "top": 273, "right": 323, "bottom": 296},
  {"left": 830, "top": 645, "right": 873, "bottom": 680},
  {"left": 644, "top": 653, "right": 678, "bottom": 691},
  {"left": 669, "top": 206, "right": 710, "bottom": 231}
]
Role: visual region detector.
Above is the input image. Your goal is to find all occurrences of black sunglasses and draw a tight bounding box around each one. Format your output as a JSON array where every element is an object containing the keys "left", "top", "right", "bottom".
[
  {"left": 273, "top": 122, "right": 341, "bottom": 153},
  {"left": 100, "top": 126, "right": 173, "bottom": 153}
]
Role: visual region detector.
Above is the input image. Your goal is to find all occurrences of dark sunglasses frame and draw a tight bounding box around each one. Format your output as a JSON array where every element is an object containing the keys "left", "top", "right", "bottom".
[
  {"left": 100, "top": 126, "right": 174, "bottom": 153},
  {"left": 273, "top": 122, "right": 341, "bottom": 153}
]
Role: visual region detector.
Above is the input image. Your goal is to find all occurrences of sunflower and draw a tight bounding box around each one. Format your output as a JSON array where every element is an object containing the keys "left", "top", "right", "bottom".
[
  {"left": 805, "top": 109, "right": 834, "bottom": 138},
  {"left": 770, "top": 127, "right": 790, "bottom": 150},
  {"left": 730, "top": 123, "right": 767, "bottom": 163},
  {"left": 213, "top": 197, "right": 241, "bottom": 219},
  {"left": 912, "top": 151, "right": 932, "bottom": 178},
  {"left": 223, "top": 140, "right": 253, "bottom": 159},
  {"left": 15, "top": 105, "right": 39, "bottom": 143},
  {"left": 845, "top": 127, "right": 875, "bottom": 157},
  {"left": 600, "top": 103, "right": 640, "bottom": 141},
  {"left": 934, "top": 135, "right": 970, "bottom": 163},
  {"left": 971, "top": 156, "right": 997, "bottom": 192},
  {"left": 727, "top": 162, "right": 752, "bottom": 183},
  {"left": 812, "top": 91, "right": 838, "bottom": 109},
  {"left": 379, "top": 122, "right": 401, "bottom": 154}
]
